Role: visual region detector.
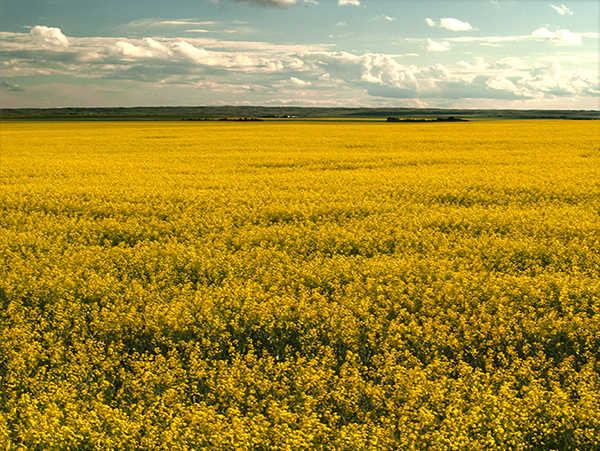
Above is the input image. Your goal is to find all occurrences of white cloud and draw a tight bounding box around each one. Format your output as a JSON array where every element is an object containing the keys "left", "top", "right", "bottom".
[
  {"left": 112, "top": 41, "right": 154, "bottom": 58},
  {"left": 2, "top": 27, "right": 598, "bottom": 107},
  {"left": 30, "top": 26, "right": 70, "bottom": 46},
  {"left": 490, "top": 57, "right": 524, "bottom": 71},
  {"left": 162, "top": 20, "right": 218, "bottom": 26},
  {"left": 145, "top": 38, "right": 173, "bottom": 57},
  {"left": 538, "top": 52, "right": 600, "bottom": 64},
  {"left": 109, "top": 38, "right": 173, "bottom": 59},
  {"left": 427, "top": 39, "right": 451, "bottom": 52},
  {"left": 440, "top": 18, "right": 473, "bottom": 31},
  {"left": 426, "top": 18, "right": 473, "bottom": 31},
  {"left": 120, "top": 19, "right": 221, "bottom": 30},
  {"left": 339, "top": 0, "right": 360, "bottom": 5},
  {"left": 427, "top": 63, "right": 454, "bottom": 80},
  {"left": 229, "top": 0, "right": 316, "bottom": 8},
  {"left": 172, "top": 41, "right": 262, "bottom": 68},
  {"left": 408, "top": 27, "right": 595, "bottom": 46},
  {"left": 455, "top": 58, "right": 599, "bottom": 99},
  {"left": 520, "top": 62, "right": 593, "bottom": 96},
  {"left": 174, "top": 41, "right": 211, "bottom": 61},
  {"left": 289, "top": 77, "right": 311, "bottom": 85},
  {"left": 375, "top": 15, "right": 395, "bottom": 21},
  {"left": 457, "top": 57, "right": 491, "bottom": 71},
  {"left": 550, "top": 4, "right": 573, "bottom": 15},
  {"left": 486, "top": 75, "right": 519, "bottom": 92},
  {"left": 533, "top": 27, "right": 582, "bottom": 45}
]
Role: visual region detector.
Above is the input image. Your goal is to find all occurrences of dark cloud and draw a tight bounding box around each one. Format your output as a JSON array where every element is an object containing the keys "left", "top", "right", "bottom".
[
  {"left": 1, "top": 80, "right": 25, "bottom": 92},
  {"left": 0, "top": 49, "right": 81, "bottom": 64}
]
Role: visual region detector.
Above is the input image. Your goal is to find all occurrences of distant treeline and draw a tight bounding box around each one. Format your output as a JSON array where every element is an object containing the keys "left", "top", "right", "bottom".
[
  {"left": 387, "top": 116, "right": 468, "bottom": 123},
  {"left": 182, "top": 117, "right": 263, "bottom": 122},
  {"left": 1, "top": 106, "right": 598, "bottom": 121}
]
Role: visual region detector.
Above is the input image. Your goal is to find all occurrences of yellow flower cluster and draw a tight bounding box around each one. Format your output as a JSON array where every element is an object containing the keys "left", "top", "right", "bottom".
[{"left": 1, "top": 120, "right": 599, "bottom": 450}]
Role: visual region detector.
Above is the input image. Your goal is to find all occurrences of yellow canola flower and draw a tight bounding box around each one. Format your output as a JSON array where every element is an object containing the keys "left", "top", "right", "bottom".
[{"left": 0, "top": 120, "right": 599, "bottom": 450}]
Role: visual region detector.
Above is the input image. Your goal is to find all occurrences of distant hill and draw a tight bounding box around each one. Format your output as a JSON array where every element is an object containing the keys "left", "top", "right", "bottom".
[{"left": 1, "top": 106, "right": 598, "bottom": 121}]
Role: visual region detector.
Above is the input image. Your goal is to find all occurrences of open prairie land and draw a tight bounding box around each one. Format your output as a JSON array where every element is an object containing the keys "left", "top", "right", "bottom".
[{"left": 1, "top": 120, "right": 599, "bottom": 450}]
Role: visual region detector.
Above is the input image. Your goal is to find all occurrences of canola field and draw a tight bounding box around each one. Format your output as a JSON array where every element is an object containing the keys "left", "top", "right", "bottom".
[{"left": 1, "top": 120, "right": 599, "bottom": 450}]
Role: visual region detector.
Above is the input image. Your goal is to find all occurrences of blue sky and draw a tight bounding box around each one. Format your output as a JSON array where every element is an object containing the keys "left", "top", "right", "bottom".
[{"left": 1, "top": 0, "right": 598, "bottom": 109}]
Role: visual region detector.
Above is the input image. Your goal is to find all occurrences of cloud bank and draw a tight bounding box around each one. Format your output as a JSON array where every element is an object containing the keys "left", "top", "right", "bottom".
[{"left": 1, "top": 27, "right": 598, "bottom": 107}]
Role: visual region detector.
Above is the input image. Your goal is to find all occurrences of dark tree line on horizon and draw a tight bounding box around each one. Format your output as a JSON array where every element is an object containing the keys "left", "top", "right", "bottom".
[{"left": 1, "top": 106, "right": 598, "bottom": 121}]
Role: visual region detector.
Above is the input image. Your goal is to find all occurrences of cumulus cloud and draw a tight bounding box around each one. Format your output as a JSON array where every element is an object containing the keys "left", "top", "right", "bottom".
[
  {"left": 550, "top": 4, "right": 573, "bottom": 15},
  {"left": 427, "top": 63, "right": 454, "bottom": 80},
  {"left": 339, "top": 0, "right": 360, "bottom": 5},
  {"left": 533, "top": 27, "right": 582, "bottom": 45},
  {"left": 456, "top": 58, "right": 599, "bottom": 99},
  {"left": 30, "top": 26, "right": 70, "bottom": 46},
  {"left": 112, "top": 41, "right": 153, "bottom": 58},
  {"left": 457, "top": 57, "right": 490, "bottom": 71},
  {"left": 489, "top": 57, "right": 523, "bottom": 71},
  {"left": 109, "top": 38, "right": 174, "bottom": 59},
  {"left": 426, "top": 18, "right": 473, "bottom": 31},
  {"left": 486, "top": 75, "right": 519, "bottom": 92},
  {"left": 174, "top": 41, "right": 212, "bottom": 61},
  {"left": 1, "top": 27, "right": 598, "bottom": 107},
  {"left": 520, "top": 62, "right": 598, "bottom": 96},
  {"left": 440, "top": 18, "right": 473, "bottom": 31},
  {"left": 145, "top": 38, "right": 173, "bottom": 58},
  {"left": 375, "top": 15, "right": 395, "bottom": 21},
  {"left": 427, "top": 39, "right": 451, "bottom": 52},
  {"left": 289, "top": 77, "right": 311, "bottom": 85}
]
